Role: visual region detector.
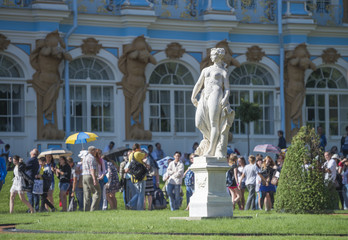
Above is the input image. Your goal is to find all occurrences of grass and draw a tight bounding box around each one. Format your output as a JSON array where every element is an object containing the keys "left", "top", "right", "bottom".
[{"left": 1, "top": 173, "right": 348, "bottom": 239}]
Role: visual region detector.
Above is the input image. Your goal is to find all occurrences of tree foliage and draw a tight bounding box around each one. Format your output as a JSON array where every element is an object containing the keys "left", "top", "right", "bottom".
[
  {"left": 236, "top": 99, "right": 261, "bottom": 155},
  {"left": 275, "top": 126, "right": 335, "bottom": 214},
  {"left": 236, "top": 99, "right": 261, "bottom": 124}
]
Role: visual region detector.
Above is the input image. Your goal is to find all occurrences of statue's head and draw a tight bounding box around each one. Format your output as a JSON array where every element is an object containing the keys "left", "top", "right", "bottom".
[
  {"left": 215, "top": 40, "right": 231, "bottom": 55},
  {"left": 132, "top": 35, "right": 150, "bottom": 51},
  {"left": 210, "top": 48, "right": 225, "bottom": 63},
  {"left": 293, "top": 43, "right": 310, "bottom": 59},
  {"left": 45, "top": 30, "right": 65, "bottom": 48}
]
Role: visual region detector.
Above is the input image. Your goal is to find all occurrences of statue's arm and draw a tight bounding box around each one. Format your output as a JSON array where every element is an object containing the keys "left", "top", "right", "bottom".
[
  {"left": 309, "top": 61, "right": 316, "bottom": 70},
  {"left": 231, "top": 58, "right": 241, "bottom": 67},
  {"left": 128, "top": 50, "right": 139, "bottom": 59},
  {"left": 63, "top": 52, "right": 73, "bottom": 61},
  {"left": 118, "top": 55, "right": 128, "bottom": 75},
  {"left": 221, "top": 70, "right": 230, "bottom": 106},
  {"left": 149, "top": 54, "right": 157, "bottom": 65},
  {"left": 289, "top": 57, "right": 300, "bottom": 66},
  {"left": 191, "top": 69, "right": 205, "bottom": 107}
]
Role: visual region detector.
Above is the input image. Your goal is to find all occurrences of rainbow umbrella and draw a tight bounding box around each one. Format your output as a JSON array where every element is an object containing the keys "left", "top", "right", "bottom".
[{"left": 65, "top": 132, "right": 98, "bottom": 149}]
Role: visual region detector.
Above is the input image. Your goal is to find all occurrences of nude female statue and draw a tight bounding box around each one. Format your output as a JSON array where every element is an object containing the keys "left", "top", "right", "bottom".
[{"left": 191, "top": 48, "right": 234, "bottom": 157}]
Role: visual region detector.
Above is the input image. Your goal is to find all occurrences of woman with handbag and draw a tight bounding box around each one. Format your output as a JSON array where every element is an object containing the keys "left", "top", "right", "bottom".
[
  {"left": 237, "top": 156, "right": 246, "bottom": 210},
  {"left": 45, "top": 154, "right": 55, "bottom": 210},
  {"left": 55, "top": 156, "right": 71, "bottom": 212},
  {"left": 9, "top": 155, "right": 34, "bottom": 213},
  {"left": 257, "top": 156, "right": 277, "bottom": 211},
  {"left": 36, "top": 157, "right": 55, "bottom": 212},
  {"left": 96, "top": 149, "right": 107, "bottom": 210},
  {"left": 104, "top": 158, "right": 120, "bottom": 210},
  {"left": 226, "top": 154, "right": 241, "bottom": 210}
]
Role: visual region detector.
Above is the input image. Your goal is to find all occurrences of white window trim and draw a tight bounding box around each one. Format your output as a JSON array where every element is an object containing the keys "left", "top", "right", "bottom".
[
  {"left": 0, "top": 50, "right": 29, "bottom": 135},
  {"left": 62, "top": 52, "right": 119, "bottom": 135},
  {"left": 145, "top": 52, "right": 200, "bottom": 137},
  {"left": 305, "top": 62, "right": 348, "bottom": 138},
  {"left": 228, "top": 60, "right": 278, "bottom": 136}
]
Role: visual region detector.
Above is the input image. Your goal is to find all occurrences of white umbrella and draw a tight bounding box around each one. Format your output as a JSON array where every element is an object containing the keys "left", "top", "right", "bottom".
[{"left": 38, "top": 149, "right": 73, "bottom": 159}]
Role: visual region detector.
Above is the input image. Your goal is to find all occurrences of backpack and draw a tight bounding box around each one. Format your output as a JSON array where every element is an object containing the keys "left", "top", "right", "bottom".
[
  {"left": 184, "top": 169, "right": 194, "bottom": 187},
  {"left": 128, "top": 154, "right": 148, "bottom": 182},
  {"left": 152, "top": 189, "right": 167, "bottom": 210},
  {"left": 226, "top": 165, "right": 236, "bottom": 187}
]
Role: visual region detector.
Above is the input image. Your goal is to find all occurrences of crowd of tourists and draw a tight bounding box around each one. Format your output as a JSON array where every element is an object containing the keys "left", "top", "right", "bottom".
[
  {"left": 1, "top": 124, "right": 348, "bottom": 213},
  {"left": 226, "top": 126, "right": 348, "bottom": 211},
  {"left": 0, "top": 141, "right": 196, "bottom": 213}
]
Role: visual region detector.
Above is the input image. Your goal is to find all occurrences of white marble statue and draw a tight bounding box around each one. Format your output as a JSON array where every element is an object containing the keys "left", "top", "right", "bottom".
[{"left": 191, "top": 48, "right": 235, "bottom": 157}]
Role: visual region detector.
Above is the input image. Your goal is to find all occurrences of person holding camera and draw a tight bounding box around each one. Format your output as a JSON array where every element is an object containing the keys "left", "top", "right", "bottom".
[{"left": 125, "top": 143, "right": 148, "bottom": 210}]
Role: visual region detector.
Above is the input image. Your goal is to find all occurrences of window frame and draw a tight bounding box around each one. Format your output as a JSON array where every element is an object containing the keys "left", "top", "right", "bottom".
[
  {"left": 64, "top": 57, "right": 116, "bottom": 135},
  {"left": 228, "top": 63, "right": 276, "bottom": 137},
  {"left": 305, "top": 66, "right": 348, "bottom": 138},
  {"left": 147, "top": 61, "right": 197, "bottom": 136},
  {"left": 0, "top": 54, "right": 26, "bottom": 134}
]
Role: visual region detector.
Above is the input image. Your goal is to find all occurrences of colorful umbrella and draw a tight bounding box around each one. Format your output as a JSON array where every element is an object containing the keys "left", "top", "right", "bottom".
[
  {"left": 65, "top": 132, "right": 98, "bottom": 145},
  {"left": 38, "top": 149, "right": 73, "bottom": 159},
  {"left": 253, "top": 144, "right": 280, "bottom": 154}
]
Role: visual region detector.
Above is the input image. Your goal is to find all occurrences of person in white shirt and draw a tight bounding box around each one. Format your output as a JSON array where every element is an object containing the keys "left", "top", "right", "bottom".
[
  {"left": 166, "top": 151, "right": 184, "bottom": 211},
  {"left": 103, "top": 141, "right": 115, "bottom": 153},
  {"left": 239, "top": 155, "right": 259, "bottom": 210},
  {"left": 323, "top": 152, "right": 337, "bottom": 184}
]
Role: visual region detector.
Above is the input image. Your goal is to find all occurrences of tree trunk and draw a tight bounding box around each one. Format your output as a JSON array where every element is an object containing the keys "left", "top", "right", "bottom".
[{"left": 247, "top": 123, "right": 250, "bottom": 156}]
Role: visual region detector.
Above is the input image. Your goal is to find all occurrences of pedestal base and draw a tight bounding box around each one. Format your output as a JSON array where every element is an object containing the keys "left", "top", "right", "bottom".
[{"left": 189, "top": 156, "right": 233, "bottom": 218}]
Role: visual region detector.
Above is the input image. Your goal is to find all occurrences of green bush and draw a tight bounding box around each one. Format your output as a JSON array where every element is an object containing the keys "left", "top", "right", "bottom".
[{"left": 274, "top": 126, "right": 336, "bottom": 214}]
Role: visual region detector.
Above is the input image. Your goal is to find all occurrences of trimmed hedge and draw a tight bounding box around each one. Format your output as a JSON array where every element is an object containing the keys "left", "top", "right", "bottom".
[{"left": 275, "top": 126, "right": 336, "bottom": 214}]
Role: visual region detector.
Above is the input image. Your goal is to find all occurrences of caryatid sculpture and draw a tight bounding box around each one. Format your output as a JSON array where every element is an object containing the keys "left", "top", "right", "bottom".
[
  {"left": 285, "top": 43, "right": 316, "bottom": 140},
  {"left": 191, "top": 48, "right": 235, "bottom": 157},
  {"left": 200, "top": 39, "right": 240, "bottom": 70},
  {"left": 28, "top": 30, "right": 72, "bottom": 140},
  {"left": 117, "top": 35, "right": 157, "bottom": 140}
]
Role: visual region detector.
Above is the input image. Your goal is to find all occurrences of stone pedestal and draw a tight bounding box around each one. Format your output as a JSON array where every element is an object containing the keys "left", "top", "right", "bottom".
[{"left": 189, "top": 156, "right": 233, "bottom": 218}]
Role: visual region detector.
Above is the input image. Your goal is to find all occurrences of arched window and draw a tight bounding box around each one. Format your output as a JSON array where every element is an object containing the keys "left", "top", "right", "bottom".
[
  {"left": 65, "top": 57, "right": 115, "bottom": 133},
  {"left": 148, "top": 62, "right": 195, "bottom": 133},
  {"left": 229, "top": 63, "right": 275, "bottom": 135},
  {"left": 305, "top": 66, "right": 348, "bottom": 136},
  {"left": 69, "top": 57, "right": 113, "bottom": 80},
  {"left": 0, "top": 54, "right": 25, "bottom": 132}
]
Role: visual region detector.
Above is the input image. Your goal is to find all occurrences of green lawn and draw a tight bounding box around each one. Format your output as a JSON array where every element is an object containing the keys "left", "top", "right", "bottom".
[{"left": 1, "top": 173, "right": 347, "bottom": 240}]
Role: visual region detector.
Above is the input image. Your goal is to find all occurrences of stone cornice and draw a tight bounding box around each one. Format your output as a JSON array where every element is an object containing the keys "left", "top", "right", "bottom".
[{"left": 0, "top": 7, "right": 70, "bottom": 23}]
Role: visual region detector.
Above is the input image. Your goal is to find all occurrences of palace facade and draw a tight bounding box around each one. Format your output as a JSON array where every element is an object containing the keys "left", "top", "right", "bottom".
[{"left": 0, "top": 0, "right": 347, "bottom": 158}]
